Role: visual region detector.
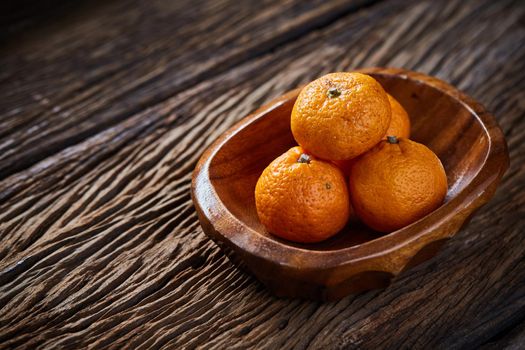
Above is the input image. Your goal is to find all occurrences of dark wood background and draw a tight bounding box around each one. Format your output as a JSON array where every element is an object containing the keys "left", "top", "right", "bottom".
[{"left": 1, "top": 0, "right": 524, "bottom": 348}]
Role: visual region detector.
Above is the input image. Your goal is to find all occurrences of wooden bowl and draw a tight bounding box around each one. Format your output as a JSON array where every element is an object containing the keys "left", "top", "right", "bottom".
[{"left": 191, "top": 68, "right": 509, "bottom": 300}]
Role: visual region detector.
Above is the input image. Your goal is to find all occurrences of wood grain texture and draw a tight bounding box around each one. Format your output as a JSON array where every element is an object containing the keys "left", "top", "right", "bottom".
[
  {"left": 481, "top": 319, "right": 525, "bottom": 350},
  {"left": 0, "top": 0, "right": 377, "bottom": 179},
  {"left": 1, "top": 0, "right": 524, "bottom": 348}
]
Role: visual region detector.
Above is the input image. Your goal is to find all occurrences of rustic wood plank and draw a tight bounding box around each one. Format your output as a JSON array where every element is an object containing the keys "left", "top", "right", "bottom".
[
  {"left": 0, "top": 0, "right": 377, "bottom": 179},
  {"left": 480, "top": 319, "right": 525, "bottom": 350},
  {"left": 1, "top": 0, "right": 524, "bottom": 348},
  {"left": 0, "top": 0, "right": 100, "bottom": 42}
]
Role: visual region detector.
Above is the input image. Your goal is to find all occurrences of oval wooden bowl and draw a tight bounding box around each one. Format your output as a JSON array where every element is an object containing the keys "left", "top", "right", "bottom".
[{"left": 191, "top": 68, "right": 509, "bottom": 301}]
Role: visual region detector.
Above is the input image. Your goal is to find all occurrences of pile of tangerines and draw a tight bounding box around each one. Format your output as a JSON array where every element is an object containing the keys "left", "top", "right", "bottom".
[{"left": 255, "top": 72, "right": 447, "bottom": 243}]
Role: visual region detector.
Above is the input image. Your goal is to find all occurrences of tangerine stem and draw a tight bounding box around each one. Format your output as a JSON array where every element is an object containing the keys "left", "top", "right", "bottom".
[
  {"left": 327, "top": 88, "right": 341, "bottom": 98},
  {"left": 298, "top": 154, "right": 311, "bottom": 164},
  {"left": 386, "top": 135, "right": 399, "bottom": 144}
]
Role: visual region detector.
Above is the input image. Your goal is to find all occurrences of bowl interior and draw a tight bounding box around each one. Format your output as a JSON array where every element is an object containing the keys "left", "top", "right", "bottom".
[{"left": 208, "top": 74, "right": 490, "bottom": 251}]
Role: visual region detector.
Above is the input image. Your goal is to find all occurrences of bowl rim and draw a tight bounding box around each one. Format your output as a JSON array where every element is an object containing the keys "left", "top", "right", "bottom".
[{"left": 192, "top": 67, "right": 509, "bottom": 272}]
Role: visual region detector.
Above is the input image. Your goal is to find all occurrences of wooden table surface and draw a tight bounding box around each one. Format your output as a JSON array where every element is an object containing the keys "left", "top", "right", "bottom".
[{"left": 1, "top": 0, "right": 524, "bottom": 349}]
